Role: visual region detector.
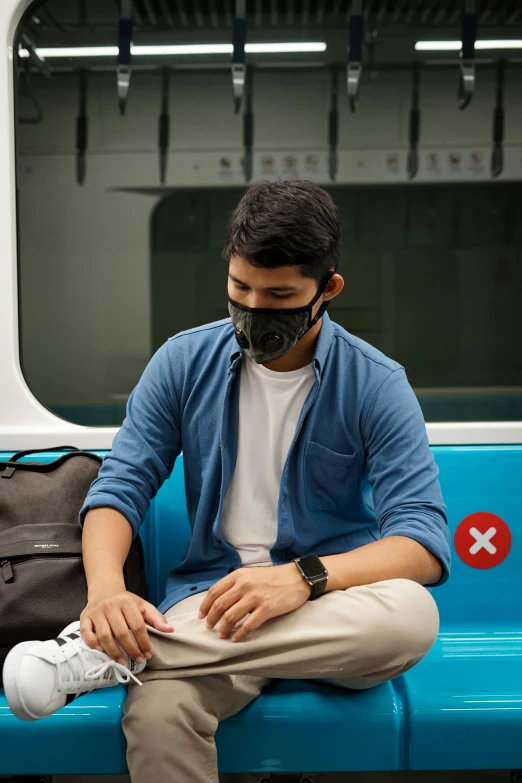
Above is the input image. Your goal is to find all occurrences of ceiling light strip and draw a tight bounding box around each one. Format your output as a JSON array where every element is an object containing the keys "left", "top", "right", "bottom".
[
  {"left": 18, "top": 42, "right": 327, "bottom": 59},
  {"left": 416, "top": 39, "right": 522, "bottom": 52}
]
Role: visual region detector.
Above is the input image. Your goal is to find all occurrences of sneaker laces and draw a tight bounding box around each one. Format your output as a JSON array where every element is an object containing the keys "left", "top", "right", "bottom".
[{"left": 54, "top": 637, "right": 143, "bottom": 695}]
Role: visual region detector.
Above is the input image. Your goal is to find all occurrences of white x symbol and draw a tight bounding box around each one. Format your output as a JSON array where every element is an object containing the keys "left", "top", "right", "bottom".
[{"left": 469, "top": 526, "right": 497, "bottom": 555}]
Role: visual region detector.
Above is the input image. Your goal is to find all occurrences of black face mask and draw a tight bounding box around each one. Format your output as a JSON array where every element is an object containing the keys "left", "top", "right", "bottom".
[{"left": 228, "top": 272, "right": 334, "bottom": 364}]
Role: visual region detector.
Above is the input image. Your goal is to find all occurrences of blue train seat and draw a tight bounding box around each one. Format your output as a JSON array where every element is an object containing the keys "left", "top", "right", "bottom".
[
  {"left": 0, "top": 446, "right": 521, "bottom": 776},
  {"left": 402, "top": 446, "right": 522, "bottom": 771}
]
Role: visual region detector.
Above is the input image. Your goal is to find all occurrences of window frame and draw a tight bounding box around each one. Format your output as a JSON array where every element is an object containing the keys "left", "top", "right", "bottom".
[{"left": 1, "top": 0, "right": 521, "bottom": 448}]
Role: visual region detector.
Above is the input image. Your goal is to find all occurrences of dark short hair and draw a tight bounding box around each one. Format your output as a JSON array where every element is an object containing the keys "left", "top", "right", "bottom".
[{"left": 223, "top": 179, "right": 341, "bottom": 281}]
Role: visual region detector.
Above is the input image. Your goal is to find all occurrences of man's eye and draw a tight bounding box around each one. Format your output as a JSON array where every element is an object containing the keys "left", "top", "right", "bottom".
[{"left": 234, "top": 283, "right": 291, "bottom": 301}]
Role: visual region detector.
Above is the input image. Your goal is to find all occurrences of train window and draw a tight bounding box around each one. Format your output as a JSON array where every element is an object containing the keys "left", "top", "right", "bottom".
[
  {"left": 151, "top": 184, "right": 522, "bottom": 424},
  {"left": 14, "top": 1, "right": 522, "bottom": 426}
]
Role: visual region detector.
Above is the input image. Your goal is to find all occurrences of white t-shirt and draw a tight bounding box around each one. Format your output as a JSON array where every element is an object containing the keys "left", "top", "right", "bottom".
[{"left": 220, "top": 355, "right": 316, "bottom": 566}]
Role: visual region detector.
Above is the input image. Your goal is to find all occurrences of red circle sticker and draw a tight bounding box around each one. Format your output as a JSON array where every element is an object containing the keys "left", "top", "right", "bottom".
[{"left": 454, "top": 512, "right": 511, "bottom": 569}]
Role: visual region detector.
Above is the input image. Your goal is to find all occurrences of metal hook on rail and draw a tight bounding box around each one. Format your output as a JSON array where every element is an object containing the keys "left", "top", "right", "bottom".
[
  {"left": 407, "top": 61, "right": 421, "bottom": 180},
  {"left": 117, "top": 0, "right": 133, "bottom": 115},
  {"left": 158, "top": 67, "right": 170, "bottom": 184},
  {"left": 17, "top": 58, "right": 43, "bottom": 124},
  {"left": 491, "top": 60, "right": 505, "bottom": 178},
  {"left": 328, "top": 66, "right": 339, "bottom": 182},
  {"left": 458, "top": 0, "right": 477, "bottom": 110},
  {"left": 347, "top": 0, "right": 364, "bottom": 112},
  {"left": 232, "top": 0, "right": 247, "bottom": 114},
  {"left": 20, "top": 33, "right": 51, "bottom": 79},
  {"left": 76, "top": 69, "right": 88, "bottom": 185}
]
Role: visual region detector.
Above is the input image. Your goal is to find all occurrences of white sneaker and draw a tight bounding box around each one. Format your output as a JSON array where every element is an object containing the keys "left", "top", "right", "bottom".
[{"left": 2, "top": 620, "right": 146, "bottom": 721}]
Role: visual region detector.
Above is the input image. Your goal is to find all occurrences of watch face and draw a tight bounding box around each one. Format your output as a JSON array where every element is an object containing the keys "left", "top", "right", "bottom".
[{"left": 299, "top": 555, "right": 326, "bottom": 578}]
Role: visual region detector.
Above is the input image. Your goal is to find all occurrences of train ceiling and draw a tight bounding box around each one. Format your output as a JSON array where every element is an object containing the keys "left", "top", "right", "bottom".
[
  {"left": 16, "top": 0, "right": 520, "bottom": 184},
  {"left": 23, "top": 0, "right": 522, "bottom": 33}
]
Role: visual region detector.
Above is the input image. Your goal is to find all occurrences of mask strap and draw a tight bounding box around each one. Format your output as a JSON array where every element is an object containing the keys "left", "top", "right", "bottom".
[{"left": 309, "top": 271, "right": 334, "bottom": 326}]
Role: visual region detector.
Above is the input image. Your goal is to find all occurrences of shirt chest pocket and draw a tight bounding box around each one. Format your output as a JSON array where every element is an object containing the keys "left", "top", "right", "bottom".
[{"left": 304, "top": 440, "right": 360, "bottom": 513}]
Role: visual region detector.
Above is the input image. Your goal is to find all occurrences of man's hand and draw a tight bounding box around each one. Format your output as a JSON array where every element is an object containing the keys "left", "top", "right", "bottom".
[
  {"left": 80, "top": 587, "right": 174, "bottom": 665},
  {"left": 198, "top": 563, "right": 312, "bottom": 642}
]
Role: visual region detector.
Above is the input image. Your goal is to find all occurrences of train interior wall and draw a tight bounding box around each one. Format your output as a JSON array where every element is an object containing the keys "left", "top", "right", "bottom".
[{"left": 15, "top": 67, "right": 522, "bottom": 422}]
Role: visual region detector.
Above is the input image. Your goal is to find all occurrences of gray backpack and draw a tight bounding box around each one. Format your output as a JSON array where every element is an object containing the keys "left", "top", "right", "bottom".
[{"left": 0, "top": 446, "right": 148, "bottom": 684}]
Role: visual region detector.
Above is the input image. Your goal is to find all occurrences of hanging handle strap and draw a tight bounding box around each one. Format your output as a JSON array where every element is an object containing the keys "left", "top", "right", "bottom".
[
  {"left": 158, "top": 67, "right": 170, "bottom": 184},
  {"left": 232, "top": 0, "right": 247, "bottom": 114},
  {"left": 328, "top": 66, "right": 339, "bottom": 182},
  {"left": 117, "top": 0, "right": 133, "bottom": 115},
  {"left": 243, "top": 67, "right": 254, "bottom": 182},
  {"left": 407, "top": 62, "right": 421, "bottom": 180},
  {"left": 347, "top": 0, "right": 364, "bottom": 112},
  {"left": 458, "top": 0, "right": 477, "bottom": 110},
  {"left": 491, "top": 59, "right": 505, "bottom": 178},
  {"left": 76, "top": 69, "right": 88, "bottom": 185}
]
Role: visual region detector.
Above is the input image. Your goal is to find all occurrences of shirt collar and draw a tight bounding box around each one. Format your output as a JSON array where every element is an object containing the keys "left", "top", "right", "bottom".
[
  {"left": 228, "top": 311, "right": 334, "bottom": 375},
  {"left": 312, "top": 311, "right": 334, "bottom": 376}
]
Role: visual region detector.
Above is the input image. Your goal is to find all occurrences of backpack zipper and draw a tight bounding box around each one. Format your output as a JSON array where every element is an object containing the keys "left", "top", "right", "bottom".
[
  {"left": 0, "top": 555, "right": 80, "bottom": 583},
  {"left": 1, "top": 560, "right": 13, "bottom": 582}
]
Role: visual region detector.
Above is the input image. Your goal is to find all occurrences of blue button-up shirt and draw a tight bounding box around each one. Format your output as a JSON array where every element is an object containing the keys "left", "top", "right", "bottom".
[{"left": 79, "top": 313, "right": 450, "bottom": 614}]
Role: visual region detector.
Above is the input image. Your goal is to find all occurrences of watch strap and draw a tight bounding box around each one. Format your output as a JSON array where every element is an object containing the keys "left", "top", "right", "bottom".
[{"left": 308, "top": 577, "right": 327, "bottom": 600}]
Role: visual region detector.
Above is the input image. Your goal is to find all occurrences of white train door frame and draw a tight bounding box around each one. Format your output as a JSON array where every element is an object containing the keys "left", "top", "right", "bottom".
[
  {"left": 0, "top": 0, "right": 118, "bottom": 450},
  {"left": 0, "top": 0, "right": 520, "bottom": 449}
]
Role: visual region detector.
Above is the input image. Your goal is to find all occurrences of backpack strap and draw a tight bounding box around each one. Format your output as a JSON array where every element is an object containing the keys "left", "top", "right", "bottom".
[{"left": 9, "top": 446, "right": 81, "bottom": 462}]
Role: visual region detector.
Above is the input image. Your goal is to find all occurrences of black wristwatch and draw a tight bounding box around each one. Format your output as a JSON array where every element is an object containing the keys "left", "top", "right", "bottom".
[{"left": 294, "top": 555, "right": 328, "bottom": 600}]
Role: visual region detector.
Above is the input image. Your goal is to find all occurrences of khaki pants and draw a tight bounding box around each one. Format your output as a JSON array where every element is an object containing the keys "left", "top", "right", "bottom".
[{"left": 122, "top": 578, "right": 439, "bottom": 783}]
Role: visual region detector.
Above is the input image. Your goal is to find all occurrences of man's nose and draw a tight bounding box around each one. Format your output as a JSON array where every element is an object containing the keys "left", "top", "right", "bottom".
[{"left": 245, "top": 293, "right": 268, "bottom": 309}]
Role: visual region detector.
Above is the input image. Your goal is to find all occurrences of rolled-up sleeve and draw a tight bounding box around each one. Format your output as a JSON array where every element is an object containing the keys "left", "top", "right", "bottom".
[
  {"left": 79, "top": 341, "right": 181, "bottom": 538},
  {"left": 362, "top": 367, "right": 451, "bottom": 586}
]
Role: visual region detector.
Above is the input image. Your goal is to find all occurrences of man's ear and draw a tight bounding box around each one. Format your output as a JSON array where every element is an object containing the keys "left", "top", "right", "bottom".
[{"left": 324, "top": 273, "right": 344, "bottom": 301}]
